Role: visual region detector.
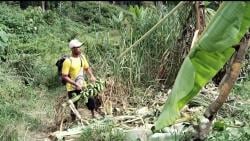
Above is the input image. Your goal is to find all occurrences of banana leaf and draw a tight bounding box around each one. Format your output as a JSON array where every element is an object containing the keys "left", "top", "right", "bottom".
[{"left": 155, "top": 2, "right": 250, "bottom": 130}]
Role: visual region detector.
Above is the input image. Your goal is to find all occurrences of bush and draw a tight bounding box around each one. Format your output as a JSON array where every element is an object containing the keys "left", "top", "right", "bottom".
[
  {"left": 79, "top": 119, "right": 125, "bottom": 141},
  {"left": 0, "top": 122, "right": 18, "bottom": 141}
]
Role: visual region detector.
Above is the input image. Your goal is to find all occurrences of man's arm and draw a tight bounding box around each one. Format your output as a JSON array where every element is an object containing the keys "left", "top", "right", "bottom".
[
  {"left": 62, "top": 75, "right": 82, "bottom": 90},
  {"left": 84, "top": 67, "right": 96, "bottom": 82},
  {"left": 62, "top": 59, "right": 82, "bottom": 90},
  {"left": 62, "top": 75, "right": 76, "bottom": 86},
  {"left": 82, "top": 55, "right": 96, "bottom": 82}
]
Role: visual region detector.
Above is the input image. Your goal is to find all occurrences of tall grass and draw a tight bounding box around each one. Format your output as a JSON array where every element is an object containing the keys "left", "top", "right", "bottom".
[{"left": 0, "top": 63, "right": 42, "bottom": 140}]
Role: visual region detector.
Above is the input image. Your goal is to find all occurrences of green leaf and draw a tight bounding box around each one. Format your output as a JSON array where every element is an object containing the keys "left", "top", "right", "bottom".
[
  {"left": 0, "top": 40, "right": 7, "bottom": 49},
  {"left": 205, "top": 8, "right": 216, "bottom": 25},
  {"left": 155, "top": 2, "right": 250, "bottom": 130},
  {"left": 0, "top": 30, "right": 8, "bottom": 43},
  {"left": 204, "top": 1, "right": 211, "bottom": 7},
  {"left": 213, "top": 120, "right": 226, "bottom": 131}
]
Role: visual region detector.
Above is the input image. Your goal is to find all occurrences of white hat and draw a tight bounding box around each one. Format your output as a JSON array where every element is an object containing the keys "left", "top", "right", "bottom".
[{"left": 69, "top": 39, "right": 83, "bottom": 49}]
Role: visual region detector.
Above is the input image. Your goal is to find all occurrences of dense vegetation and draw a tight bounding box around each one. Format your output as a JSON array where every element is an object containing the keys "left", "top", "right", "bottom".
[{"left": 0, "top": 1, "right": 249, "bottom": 140}]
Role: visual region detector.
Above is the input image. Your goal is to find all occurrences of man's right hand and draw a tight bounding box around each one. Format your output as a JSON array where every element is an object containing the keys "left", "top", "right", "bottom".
[
  {"left": 75, "top": 83, "right": 82, "bottom": 91},
  {"left": 62, "top": 75, "right": 83, "bottom": 91}
]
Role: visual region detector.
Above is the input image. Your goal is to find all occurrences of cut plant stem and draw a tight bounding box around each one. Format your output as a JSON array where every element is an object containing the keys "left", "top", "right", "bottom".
[{"left": 62, "top": 95, "right": 81, "bottom": 107}]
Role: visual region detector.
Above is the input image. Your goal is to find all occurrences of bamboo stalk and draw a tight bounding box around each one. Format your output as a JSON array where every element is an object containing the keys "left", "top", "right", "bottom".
[{"left": 118, "top": 1, "right": 186, "bottom": 59}]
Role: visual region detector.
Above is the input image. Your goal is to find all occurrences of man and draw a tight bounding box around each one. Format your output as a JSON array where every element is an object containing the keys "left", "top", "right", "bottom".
[{"left": 62, "top": 39, "right": 96, "bottom": 121}]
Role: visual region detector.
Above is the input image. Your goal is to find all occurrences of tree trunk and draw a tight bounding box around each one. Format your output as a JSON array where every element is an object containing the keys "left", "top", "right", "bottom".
[
  {"left": 196, "top": 33, "right": 250, "bottom": 140},
  {"left": 41, "top": 1, "right": 45, "bottom": 12},
  {"left": 195, "top": 1, "right": 205, "bottom": 35},
  {"left": 71, "top": 1, "right": 76, "bottom": 8},
  {"left": 200, "top": 1, "right": 206, "bottom": 30},
  {"left": 195, "top": 1, "right": 201, "bottom": 30},
  {"left": 45, "top": 1, "right": 49, "bottom": 10}
]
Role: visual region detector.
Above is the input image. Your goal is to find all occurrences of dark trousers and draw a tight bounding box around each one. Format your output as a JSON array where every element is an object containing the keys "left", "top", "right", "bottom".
[{"left": 68, "top": 90, "right": 81, "bottom": 121}]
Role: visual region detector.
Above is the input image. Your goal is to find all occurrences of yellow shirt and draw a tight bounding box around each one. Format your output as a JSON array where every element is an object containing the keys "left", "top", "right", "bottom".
[{"left": 62, "top": 55, "right": 89, "bottom": 92}]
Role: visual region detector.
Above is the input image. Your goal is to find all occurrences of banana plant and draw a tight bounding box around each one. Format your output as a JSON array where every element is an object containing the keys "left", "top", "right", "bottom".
[{"left": 155, "top": 2, "right": 250, "bottom": 130}]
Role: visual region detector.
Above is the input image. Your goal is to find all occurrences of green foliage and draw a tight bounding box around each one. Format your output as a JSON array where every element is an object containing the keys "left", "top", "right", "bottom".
[
  {"left": 233, "top": 80, "right": 250, "bottom": 99},
  {"left": 208, "top": 126, "right": 250, "bottom": 141},
  {"left": 155, "top": 2, "right": 250, "bottom": 130},
  {"left": 213, "top": 120, "right": 226, "bottom": 131},
  {"left": 208, "top": 78, "right": 250, "bottom": 140},
  {"left": 79, "top": 119, "right": 125, "bottom": 141},
  {"left": 0, "top": 29, "right": 8, "bottom": 62},
  {"left": 0, "top": 122, "right": 18, "bottom": 141},
  {"left": 59, "top": 2, "right": 129, "bottom": 32},
  {"left": 0, "top": 2, "right": 87, "bottom": 87},
  {"left": 231, "top": 80, "right": 250, "bottom": 122},
  {"left": 204, "top": 1, "right": 221, "bottom": 11},
  {"left": 205, "top": 8, "right": 216, "bottom": 25},
  {"left": 111, "top": 3, "right": 193, "bottom": 87},
  {"left": 0, "top": 64, "right": 42, "bottom": 139},
  {"left": 0, "top": 4, "right": 41, "bottom": 42}
]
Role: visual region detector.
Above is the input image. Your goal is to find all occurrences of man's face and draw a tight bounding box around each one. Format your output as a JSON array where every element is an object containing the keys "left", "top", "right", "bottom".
[{"left": 72, "top": 47, "right": 81, "bottom": 55}]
